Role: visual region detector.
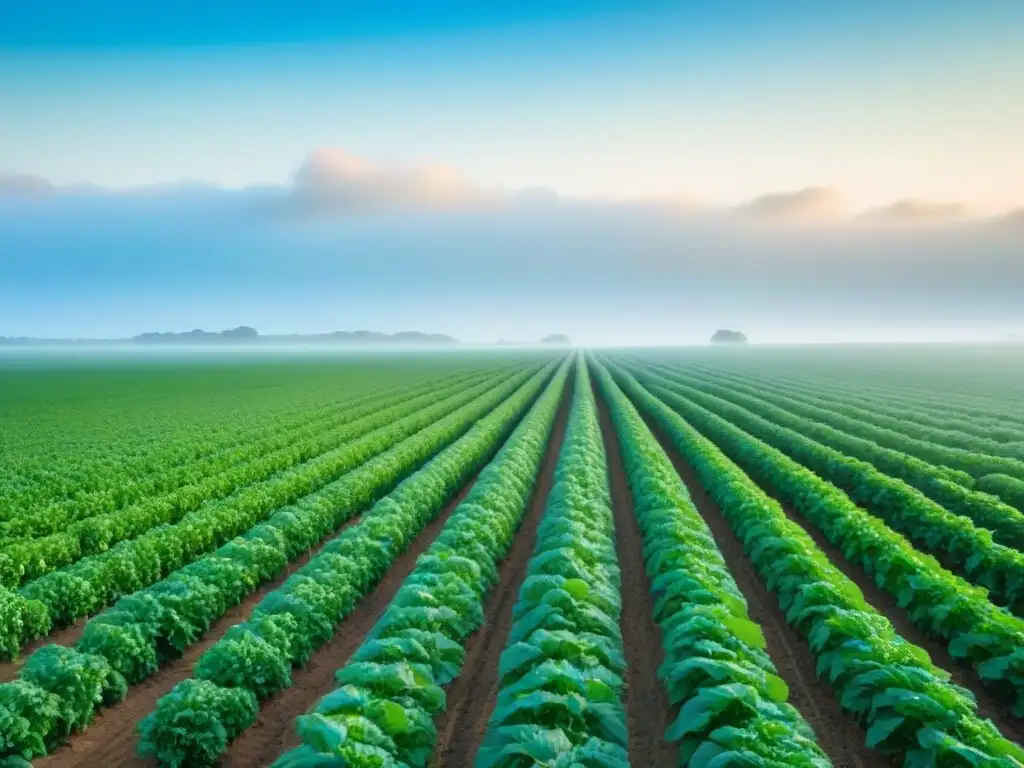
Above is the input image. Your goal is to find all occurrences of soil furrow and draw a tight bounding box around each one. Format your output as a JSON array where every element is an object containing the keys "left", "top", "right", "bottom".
[
  {"left": 431, "top": 382, "right": 572, "bottom": 768},
  {"left": 595, "top": 396, "right": 677, "bottom": 767},
  {"left": 649, "top": 426, "right": 887, "bottom": 768},
  {"left": 218, "top": 471, "right": 485, "bottom": 768},
  {"left": 35, "top": 540, "right": 328, "bottom": 768}
]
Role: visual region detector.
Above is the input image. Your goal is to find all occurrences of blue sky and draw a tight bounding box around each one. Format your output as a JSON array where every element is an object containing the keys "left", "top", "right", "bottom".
[
  {"left": 4, "top": 1, "right": 1023, "bottom": 207},
  {"left": 1, "top": 1, "right": 652, "bottom": 47},
  {"left": 2, "top": 1, "right": 1023, "bottom": 343}
]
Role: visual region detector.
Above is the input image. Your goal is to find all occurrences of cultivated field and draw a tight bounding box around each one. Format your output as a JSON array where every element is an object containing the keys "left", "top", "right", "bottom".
[{"left": 1, "top": 346, "right": 1023, "bottom": 767}]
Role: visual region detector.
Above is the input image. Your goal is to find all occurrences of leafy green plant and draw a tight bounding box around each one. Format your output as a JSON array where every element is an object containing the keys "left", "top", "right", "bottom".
[
  {"left": 272, "top": 359, "right": 571, "bottom": 768},
  {"left": 0, "top": 591, "right": 50, "bottom": 661},
  {"left": 609, "top": 360, "right": 1024, "bottom": 765},
  {"left": 476, "top": 362, "right": 629, "bottom": 768},
  {"left": 0, "top": 368, "right": 494, "bottom": 555},
  {"left": 7, "top": 367, "right": 522, "bottom": 639},
  {"left": 0, "top": 363, "right": 556, "bottom": 762},
  {"left": 636, "top": 366, "right": 1024, "bottom": 615},
  {"left": 592, "top": 358, "right": 829, "bottom": 767},
  {"left": 647, "top": 362, "right": 1024, "bottom": 547},
  {"left": 0, "top": 680, "right": 61, "bottom": 761},
  {"left": 619, "top": 358, "right": 1024, "bottom": 716},
  {"left": 136, "top": 360, "right": 568, "bottom": 766},
  {"left": 19, "top": 645, "right": 126, "bottom": 743},
  {"left": 137, "top": 680, "right": 258, "bottom": 768}
]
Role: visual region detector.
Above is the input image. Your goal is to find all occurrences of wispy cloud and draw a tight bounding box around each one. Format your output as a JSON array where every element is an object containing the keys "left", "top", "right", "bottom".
[
  {"left": 862, "top": 198, "right": 969, "bottom": 225},
  {"left": 1, "top": 151, "right": 1017, "bottom": 233},
  {"left": 732, "top": 186, "right": 844, "bottom": 224},
  {"left": 283, "top": 148, "right": 498, "bottom": 216}
]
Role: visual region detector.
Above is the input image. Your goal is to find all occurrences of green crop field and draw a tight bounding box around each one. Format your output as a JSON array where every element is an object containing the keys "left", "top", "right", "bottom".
[{"left": 1, "top": 346, "right": 1023, "bottom": 768}]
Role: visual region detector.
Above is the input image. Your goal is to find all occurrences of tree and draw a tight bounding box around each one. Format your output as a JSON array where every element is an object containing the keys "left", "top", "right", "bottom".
[
  {"left": 220, "top": 326, "right": 259, "bottom": 339},
  {"left": 540, "top": 334, "right": 571, "bottom": 345},
  {"left": 711, "top": 329, "right": 747, "bottom": 344}
]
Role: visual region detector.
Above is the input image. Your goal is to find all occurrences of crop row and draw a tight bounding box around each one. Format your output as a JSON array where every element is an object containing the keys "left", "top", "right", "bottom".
[
  {"left": 592, "top": 359, "right": 831, "bottom": 766},
  {"left": 474, "top": 359, "right": 630, "bottom": 767},
  {"left": 137, "top": 357, "right": 570, "bottom": 766},
  {"left": 772, "top": 367, "right": 1024, "bottom": 428},
  {"left": 0, "top": 367, "right": 500, "bottom": 584},
  {"left": 624, "top": 361, "right": 1024, "bottom": 715},
  {"left": 651, "top": 364, "right": 1024, "bottom": 540},
  {"left": 645, "top": 363, "right": 971, "bottom": 495},
  {"left": 978, "top": 475, "right": 1024, "bottom": 519},
  {"left": 688, "top": 363, "right": 1024, "bottom": 453},
  {"left": 679, "top": 360, "right": 1024, "bottom": 444},
  {"left": 0, "top": 366, "right": 493, "bottom": 540},
  {"left": 791, "top": 371, "right": 1024, "bottom": 426},
  {"left": 0, "top": 361, "right": 560, "bottom": 762},
  {"left": 635, "top": 366, "right": 1024, "bottom": 613},
  {"left": 0, "top": 367, "right": 533, "bottom": 659},
  {"left": 0, "top": 365, "right": 444, "bottom": 510},
  {"left": 661, "top": 363, "right": 1024, "bottom": 487},
  {"left": 0, "top": 370, "right": 393, "bottom": 519},
  {"left": 0, "top": 359, "right": 530, "bottom": 517},
  {"left": 609, "top": 362, "right": 1024, "bottom": 766},
  {"left": 268, "top": 357, "right": 572, "bottom": 768},
  {"left": 660, "top": 352, "right": 1024, "bottom": 430}
]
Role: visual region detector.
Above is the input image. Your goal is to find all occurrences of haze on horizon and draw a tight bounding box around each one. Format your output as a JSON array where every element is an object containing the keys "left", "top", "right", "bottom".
[{"left": 2, "top": 1, "right": 1022, "bottom": 346}]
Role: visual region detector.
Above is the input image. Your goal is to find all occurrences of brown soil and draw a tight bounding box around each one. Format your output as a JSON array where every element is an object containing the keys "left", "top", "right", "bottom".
[
  {"left": 217, "top": 471, "right": 486, "bottom": 768},
  {"left": 0, "top": 619, "right": 88, "bottom": 683},
  {"left": 595, "top": 396, "right": 678, "bottom": 766},
  {"left": 652, "top": 429, "right": 888, "bottom": 768},
  {"left": 757, "top": 481, "right": 1024, "bottom": 745},
  {"left": 35, "top": 542, "right": 326, "bottom": 768},
  {"left": 431, "top": 380, "right": 572, "bottom": 768}
]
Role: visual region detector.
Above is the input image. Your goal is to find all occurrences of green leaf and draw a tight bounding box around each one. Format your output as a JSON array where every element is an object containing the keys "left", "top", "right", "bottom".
[
  {"left": 665, "top": 684, "right": 759, "bottom": 742},
  {"left": 270, "top": 744, "right": 348, "bottom": 767},
  {"left": 687, "top": 740, "right": 729, "bottom": 768},
  {"left": 476, "top": 725, "right": 574, "bottom": 768},
  {"left": 296, "top": 714, "right": 349, "bottom": 755},
  {"left": 721, "top": 616, "right": 766, "bottom": 650},
  {"left": 762, "top": 673, "right": 789, "bottom": 704},
  {"left": 865, "top": 715, "right": 904, "bottom": 748},
  {"left": 563, "top": 579, "right": 591, "bottom": 601}
]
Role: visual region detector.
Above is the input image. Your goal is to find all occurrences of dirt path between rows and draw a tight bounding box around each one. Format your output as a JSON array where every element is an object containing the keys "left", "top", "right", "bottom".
[
  {"left": 595, "top": 397, "right": 678, "bottom": 766},
  {"left": 431, "top": 381, "right": 572, "bottom": 767},
  {"left": 38, "top": 465, "right": 482, "bottom": 768},
  {"left": 216, "top": 470, "right": 487, "bottom": 768},
  {"left": 756, "top": 481, "right": 1024, "bottom": 745},
  {"left": 649, "top": 426, "right": 887, "bottom": 768},
  {"left": 35, "top": 540, "right": 327, "bottom": 768}
]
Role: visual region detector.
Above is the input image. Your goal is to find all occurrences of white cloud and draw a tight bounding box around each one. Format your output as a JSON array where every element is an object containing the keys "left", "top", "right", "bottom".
[
  {"left": 2, "top": 153, "right": 1016, "bottom": 236},
  {"left": 732, "top": 186, "right": 844, "bottom": 223},
  {"left": 286, "top": 147, "right": 497, "bottom": 215},
  {"left": 862, "top": 198, "right": 969, "bottom": 225}
]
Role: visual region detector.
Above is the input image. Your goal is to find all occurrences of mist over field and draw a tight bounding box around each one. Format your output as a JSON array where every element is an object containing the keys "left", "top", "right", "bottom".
[
  {"left": 3, "top": 2, "right": 1023, "bottom": 345},
  {"left": 1, "top": 178, "right": 1021, "bottom": 344}
]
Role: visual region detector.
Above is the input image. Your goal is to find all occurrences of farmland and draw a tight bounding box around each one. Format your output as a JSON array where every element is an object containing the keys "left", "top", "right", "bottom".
[{"left": 1, "top": 345, "right": 1023, "bottom": 767}]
